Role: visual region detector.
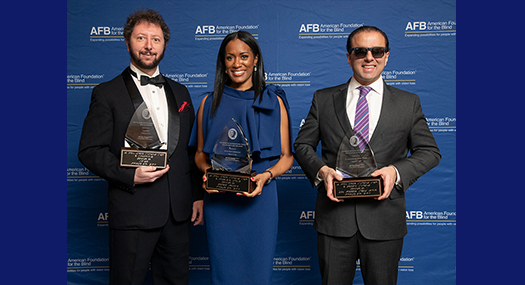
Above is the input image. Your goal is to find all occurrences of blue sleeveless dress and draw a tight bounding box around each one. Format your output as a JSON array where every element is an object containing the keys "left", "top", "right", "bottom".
[{"left": 198, "top": 84, "right": 290, "bottom": 285}]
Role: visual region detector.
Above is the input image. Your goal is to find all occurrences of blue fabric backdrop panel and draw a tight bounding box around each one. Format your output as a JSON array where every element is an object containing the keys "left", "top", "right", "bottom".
[{"left": 67, "top": 1, "right": 455, "bottom": 284}]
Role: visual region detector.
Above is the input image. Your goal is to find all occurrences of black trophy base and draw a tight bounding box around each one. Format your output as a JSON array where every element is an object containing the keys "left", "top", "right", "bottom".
[
  {"left": 206, "top": 169, "right": 256, "bottom": 193},
  {"left": 120, "top": 148, "right": 167, "bottom": 168},
  {"left": 333, "top": 177, "right": 383, "bottom": 198}
]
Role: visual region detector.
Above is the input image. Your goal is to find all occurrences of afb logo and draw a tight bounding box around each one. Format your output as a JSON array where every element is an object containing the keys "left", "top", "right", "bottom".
[
  {"left": 406, "top": 211, "right": 423, "bottom": 219},
  {"left": 91, "top": 26, "right": 111, "bottom": 36},
  {"left": 196, "top": 25, "right": 215, "bottom": 34},
  {"left": 299, "top": 24, "right": 320, "bottom": 33},
  {"left": 405, "top": 22, "right": 426, "bottom": 31},
  {"left": 98, "top": 212, "right": 108, "bottom": 221},
  {"left": 300, "top": 211, "right": 315, "bottom": 220}
]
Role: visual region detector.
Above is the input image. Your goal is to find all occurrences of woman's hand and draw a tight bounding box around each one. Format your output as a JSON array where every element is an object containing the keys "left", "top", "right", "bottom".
[
  {"left": 237, "top": 171, "right": 272, "bottom": 197},
  {"left": 202, "top": 168, "right": 226, "bottom": 194}
]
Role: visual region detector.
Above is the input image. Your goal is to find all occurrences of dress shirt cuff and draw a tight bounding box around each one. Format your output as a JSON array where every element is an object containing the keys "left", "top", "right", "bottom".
[
  {"left": 391, "top": 164, "right": 402, "bottom": 186},
  {"left": 314, "top": 170, "right": 323, "bottom": 187}
]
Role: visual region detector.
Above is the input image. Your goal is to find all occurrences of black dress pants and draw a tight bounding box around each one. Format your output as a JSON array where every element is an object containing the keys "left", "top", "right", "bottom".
[
  {"left": 318, "top": 231, "right": 403, "bottom": 285},
  {"left": 108, "top": 213, "right": 191, "bottom": 285}
]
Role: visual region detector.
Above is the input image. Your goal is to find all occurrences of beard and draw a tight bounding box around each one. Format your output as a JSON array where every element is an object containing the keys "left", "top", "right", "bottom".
[{"left": 128, "top": 46, "right": 165, "bottom": 71}]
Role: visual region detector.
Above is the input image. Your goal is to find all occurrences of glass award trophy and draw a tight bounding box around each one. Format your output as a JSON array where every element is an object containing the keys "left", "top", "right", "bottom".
[
  {"left": 205, "top": 118, "right": 256, "bottom": 193},
  {"left": 333, "top": 134, "right": 383, "bottom": 198},
  {"left": 120, "top": 102, "right": 167, "bottom": 168}
]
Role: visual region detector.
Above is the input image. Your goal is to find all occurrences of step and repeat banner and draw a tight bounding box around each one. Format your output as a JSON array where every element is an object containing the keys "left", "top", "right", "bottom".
[{"left": 67, "top": 0, "right": 455, "bottom": 284}]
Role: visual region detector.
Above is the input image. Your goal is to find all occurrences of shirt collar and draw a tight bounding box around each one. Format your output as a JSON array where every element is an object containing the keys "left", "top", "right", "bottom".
[
  {"left": 130, "top": 63, "right": 160, "bottom": 78},
  {"left": 348, "top": 76, "right": 384, "bottom": 95}
]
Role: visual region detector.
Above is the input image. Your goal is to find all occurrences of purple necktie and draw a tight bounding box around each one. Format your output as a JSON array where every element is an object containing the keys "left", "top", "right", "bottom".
[{"left": 354, "top": 86, "right": 372, "bottom": 152}]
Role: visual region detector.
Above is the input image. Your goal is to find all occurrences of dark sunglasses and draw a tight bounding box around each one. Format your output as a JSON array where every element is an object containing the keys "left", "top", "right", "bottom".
[{"left": 349, "top": 47, "right": 388, "bottom": 59}]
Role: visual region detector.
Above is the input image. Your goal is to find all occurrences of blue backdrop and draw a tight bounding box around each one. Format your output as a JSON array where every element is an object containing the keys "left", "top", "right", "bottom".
[{"left": 67, "top": 0, "right": 455, "bottom": 284}]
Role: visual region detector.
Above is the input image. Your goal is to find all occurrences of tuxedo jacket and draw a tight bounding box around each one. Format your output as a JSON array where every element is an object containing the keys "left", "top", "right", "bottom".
[
  {"left": 294, "top": 80, "right": 441, "bottom": 240},
  {"left": 78, "top": 68, "right": 203, "bottom": 230}
]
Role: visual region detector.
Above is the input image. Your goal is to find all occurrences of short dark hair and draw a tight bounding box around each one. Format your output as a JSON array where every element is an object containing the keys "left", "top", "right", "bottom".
[
  {"left": 346, "top": 26, "right": 389, "bottom": 54},
  {"left": 211, "top": 31, "right": 266, "bottom": 117},
  {"left": 123, "top": 9, "right": 170, "bottom": 43}
]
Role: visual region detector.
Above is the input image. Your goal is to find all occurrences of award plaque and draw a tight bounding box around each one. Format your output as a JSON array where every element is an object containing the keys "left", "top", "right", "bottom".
[
  {"left": 206, "top": 118, "right": 256, "bottom": 193},
  {"left": 120, "top": 102, "right": 167, "bottom": 168},
  {"left": 333, "top": 134, "right": 383, "bottom": 198}
]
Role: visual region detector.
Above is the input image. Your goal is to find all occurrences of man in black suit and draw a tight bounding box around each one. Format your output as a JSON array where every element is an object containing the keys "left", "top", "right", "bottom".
[
  {"left": 294, "top": 26, "right": 441, "bottom": 285},
  {"left": 78, "top": 9, "right": 203, "bottom": 284}
]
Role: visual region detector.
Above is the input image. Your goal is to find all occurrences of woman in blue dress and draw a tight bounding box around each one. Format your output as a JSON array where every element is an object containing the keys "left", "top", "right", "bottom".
[{"left": 194, "top": 31, "right": 293, "bottom": 284}]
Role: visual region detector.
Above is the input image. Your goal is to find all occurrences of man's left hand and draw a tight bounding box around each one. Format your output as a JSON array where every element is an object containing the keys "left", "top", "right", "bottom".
[
  {"left": 192, "top": 200, "right": 204, "bottom": 226},
  {"left": 371, "top": 165, "right": 397, "bottom": 200}
]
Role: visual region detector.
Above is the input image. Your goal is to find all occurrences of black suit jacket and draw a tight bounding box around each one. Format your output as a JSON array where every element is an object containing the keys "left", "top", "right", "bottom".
[
  {"left": 78, "top": 68, "right": 203, "bottom": 230},
  {"left": 294, "top": 80, "right": 441, "bottom": 240}
]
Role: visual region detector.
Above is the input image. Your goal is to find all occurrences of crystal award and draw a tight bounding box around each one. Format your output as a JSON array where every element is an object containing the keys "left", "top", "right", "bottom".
[
  {"left": 205, "top": 118, "right": 256, "bottom": 193},
  {"left": 120, "top": 102, "right": 167, "bottom": 168},
  {"left": 333, "top": 134, "right": 383, "bottom": 198}
]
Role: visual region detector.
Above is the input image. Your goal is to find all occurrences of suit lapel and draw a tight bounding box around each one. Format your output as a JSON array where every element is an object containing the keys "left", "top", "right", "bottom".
[
  {"left": 333, "top": 82, "right": 355, "bottom": 139},
  {"left": 370, "top": 82, "right": 396, "bottom": 146},
  {"left": 163, "top": 81, "right": 180, "bottom": 157},
  {"left": 122, "top": 67, "right": 144, "bottom": 109}
]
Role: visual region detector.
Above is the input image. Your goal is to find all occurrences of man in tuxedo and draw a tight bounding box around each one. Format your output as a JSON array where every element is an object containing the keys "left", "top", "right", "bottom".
[
  {"left": 78, "top": 9, "right": 203, "bottom": 284},
  {"left": 294, "top": 26, "right": 441, "bottom": 285}
]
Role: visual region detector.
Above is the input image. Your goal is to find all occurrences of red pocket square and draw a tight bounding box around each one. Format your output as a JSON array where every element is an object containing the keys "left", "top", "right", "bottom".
[{"left": 178, "top": 101, "right": 190, "bottom": 112}]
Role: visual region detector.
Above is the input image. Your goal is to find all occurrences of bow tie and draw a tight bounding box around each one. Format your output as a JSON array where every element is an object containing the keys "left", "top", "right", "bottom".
[
  {"left": 140, "top": 74, "right": 165, "bottom": 87},
  {"left": 129, "top": 68, "right": 165, "bottom": 87}
]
